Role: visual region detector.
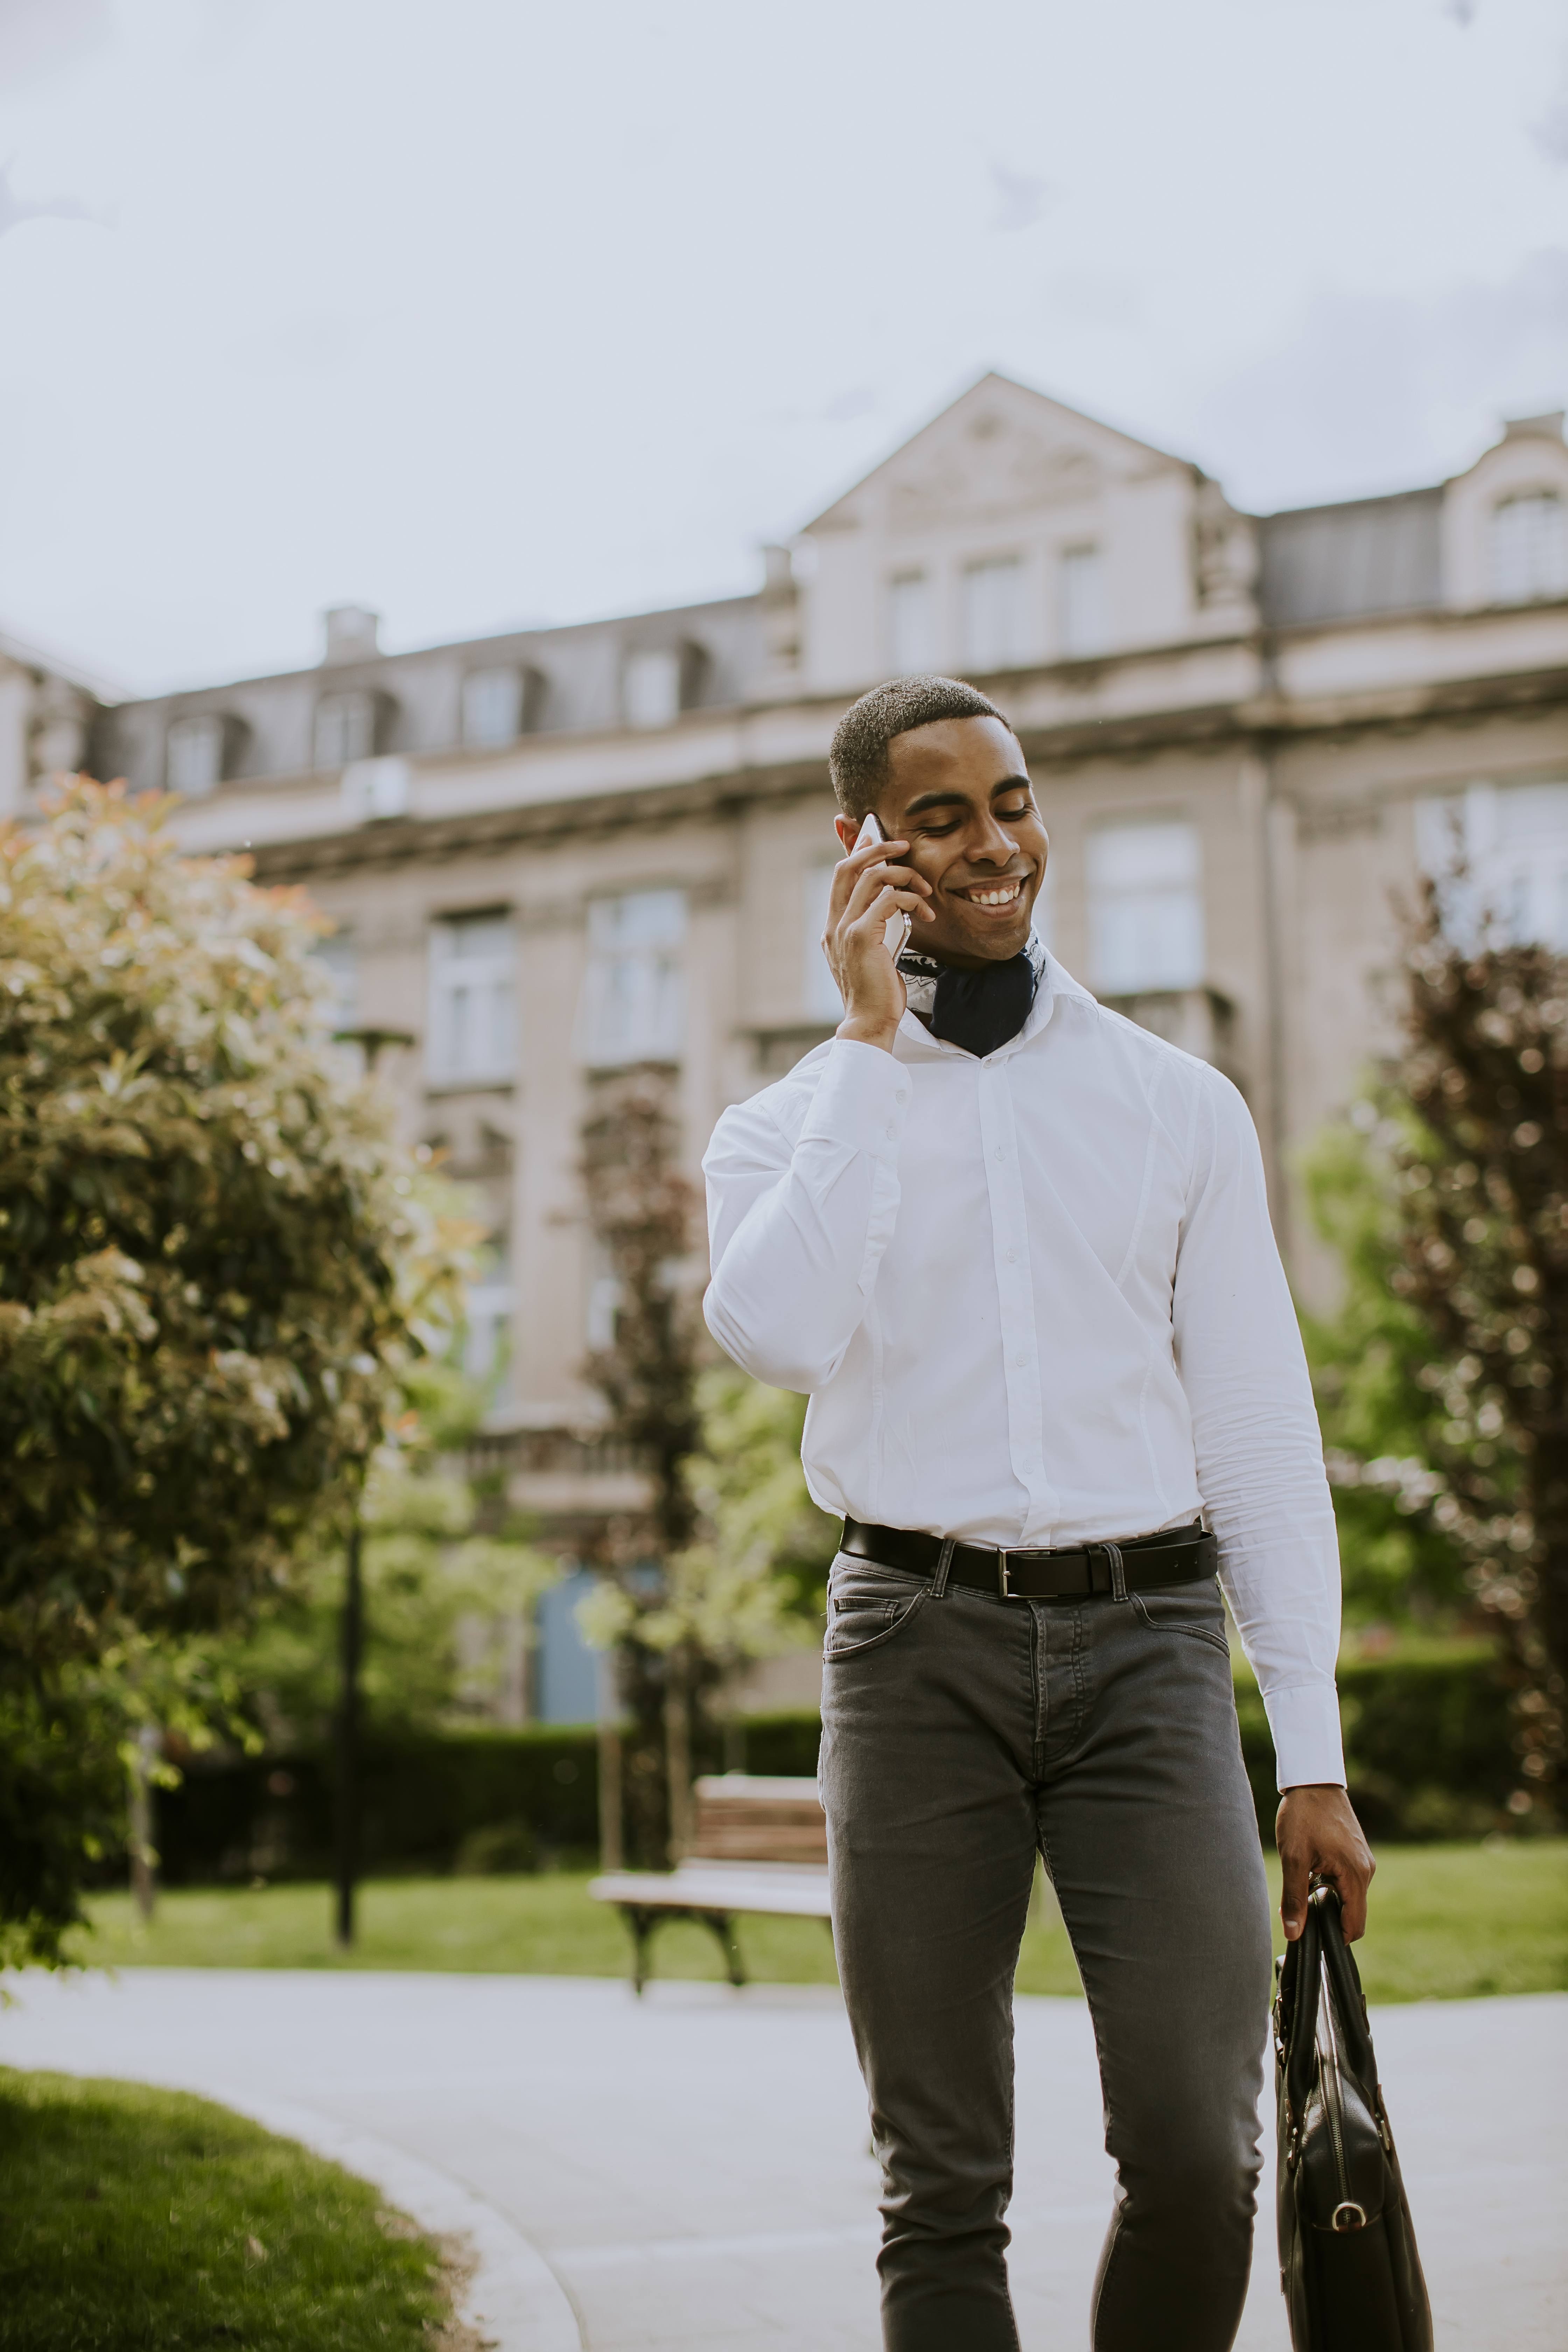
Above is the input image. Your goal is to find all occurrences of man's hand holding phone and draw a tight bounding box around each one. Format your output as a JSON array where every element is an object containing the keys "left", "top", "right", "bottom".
[{"left": 823, "top": 814, "right": 934, "bottom": 1054}]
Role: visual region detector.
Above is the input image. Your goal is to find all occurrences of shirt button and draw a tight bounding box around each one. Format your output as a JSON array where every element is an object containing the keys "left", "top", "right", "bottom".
[
  {"left": 885, "top": 1124, "right": 896, "bottom": 1140},
  {"left": 1014, "top": 1352, "right": 1027, "bottom": 1367},
  {"left": 995, "top": 1146, "right": 1005, "bottom": 1161},
  {"left": 895, "top": 1091, "right": 908, "bottom": 1106},
  {"left": 1006, "top": 1249, "right": 1017, "bottom": 1265}
]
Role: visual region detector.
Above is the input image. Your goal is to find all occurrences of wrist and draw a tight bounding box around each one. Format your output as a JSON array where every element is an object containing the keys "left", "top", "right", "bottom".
[{"left": 835, "top": 1014, "right": 900, "bottom": 1053}]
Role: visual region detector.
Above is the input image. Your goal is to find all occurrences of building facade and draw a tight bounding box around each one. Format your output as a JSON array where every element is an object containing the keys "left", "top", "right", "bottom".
[{"left": 74, "top": 373, "right": 1568, "bottom": 1643}]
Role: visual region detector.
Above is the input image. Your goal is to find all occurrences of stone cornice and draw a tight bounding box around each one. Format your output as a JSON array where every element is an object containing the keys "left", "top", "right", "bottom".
[{"left": 240, "top": 657, "right": 1568, "bottom": 881}]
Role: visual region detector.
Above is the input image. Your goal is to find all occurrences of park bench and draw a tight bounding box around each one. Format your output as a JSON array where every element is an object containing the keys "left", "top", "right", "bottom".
[{"left": 589, "top": 1772, "right": 830, "bottom": 1993}]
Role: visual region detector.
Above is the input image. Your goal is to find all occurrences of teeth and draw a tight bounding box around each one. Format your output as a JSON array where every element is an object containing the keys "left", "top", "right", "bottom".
[{"left": 969, "top": 883, "right": 1021, "bottom": 906}]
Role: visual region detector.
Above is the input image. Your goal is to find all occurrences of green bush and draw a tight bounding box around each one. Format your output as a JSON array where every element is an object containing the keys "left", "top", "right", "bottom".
[
  {"left": 140, "top": 1647, "right": 1530, "bottom": 1885},
  {"left": 1233, "top": 1648, "right": 1522, "bottom": 1839},
  {"left": 151, "top": 1727, "right": 602, "bottom": 1882}
]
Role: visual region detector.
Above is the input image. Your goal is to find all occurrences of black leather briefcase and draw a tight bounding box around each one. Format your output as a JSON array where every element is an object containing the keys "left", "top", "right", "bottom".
[{"left": 1274, "top": 1883, "right": 1433, "bottom": 2351}]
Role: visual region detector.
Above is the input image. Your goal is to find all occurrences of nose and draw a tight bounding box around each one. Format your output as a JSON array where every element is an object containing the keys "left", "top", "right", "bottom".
[{"left": 972, "top": 807, "right": 1017, "bottom": 866}]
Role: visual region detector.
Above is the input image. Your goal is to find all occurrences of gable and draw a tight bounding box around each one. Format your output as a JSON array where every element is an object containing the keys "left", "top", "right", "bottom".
[{"left": 804, "top": 372, "right": 1190, "bottom": 539}]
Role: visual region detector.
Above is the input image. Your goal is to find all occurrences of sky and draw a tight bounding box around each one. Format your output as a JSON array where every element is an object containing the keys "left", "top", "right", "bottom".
[{"left": 1, "top": 0, "right": 1566, "bottom": 695}]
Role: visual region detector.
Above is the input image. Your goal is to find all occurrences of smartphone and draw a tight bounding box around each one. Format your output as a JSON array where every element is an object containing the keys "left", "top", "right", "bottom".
[{"left": 854, "top": 811, "right": 914, "bottom": 957}]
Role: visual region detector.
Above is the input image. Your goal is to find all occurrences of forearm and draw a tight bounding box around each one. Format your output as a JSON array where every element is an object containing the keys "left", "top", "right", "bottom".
[
  {"left": 703, "top": 1040, "right": 909, "bottom": 1393},
  {"left": 1211, "top": 1493, "right": 1345, "bottom": 1788},
  {"left": 1175, "top": 1072, "right": 1346, "bottom": 1790}
]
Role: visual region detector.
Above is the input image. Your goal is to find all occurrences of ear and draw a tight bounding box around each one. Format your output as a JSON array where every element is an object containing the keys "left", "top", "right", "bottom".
[{"left": 833, "top": 813, "right": 860, "bottom": 853}]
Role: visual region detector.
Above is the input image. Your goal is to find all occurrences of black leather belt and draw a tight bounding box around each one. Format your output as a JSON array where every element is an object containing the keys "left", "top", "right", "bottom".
[{"left": 840, "top": 1515, "right": 1216, "bottom": 1601}]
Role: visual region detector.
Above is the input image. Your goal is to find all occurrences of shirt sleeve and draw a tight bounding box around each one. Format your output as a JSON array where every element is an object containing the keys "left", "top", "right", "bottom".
[
  {"left": 702, "top": 1039, "right": 911, "bottom": 1393},
  {"left": 1172, "top": 1069, "right": 1346, "bottom": 1791}
]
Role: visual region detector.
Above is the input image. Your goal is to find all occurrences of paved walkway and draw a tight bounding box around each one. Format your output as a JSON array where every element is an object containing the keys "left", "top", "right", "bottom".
[{"left": 2, "top": 1969, "right": 1562, "bottom": 2350}]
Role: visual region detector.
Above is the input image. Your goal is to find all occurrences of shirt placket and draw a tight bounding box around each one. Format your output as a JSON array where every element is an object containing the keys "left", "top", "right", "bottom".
[{"left": 976, "top": 1057, "right": 1059, "bottom": 1543}]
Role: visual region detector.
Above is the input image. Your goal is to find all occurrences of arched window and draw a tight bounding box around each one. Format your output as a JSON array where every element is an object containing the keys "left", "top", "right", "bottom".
[
  {"left": 165, "top": 713, "right": 227, "bottom": 796},
  {"left": 462, "top": 666, "right": 525, "bottom": 748},
  {"left": 314, "top": 690, "right": 379, "bottom": 770},
  {"left": 1490, "top": 491, "right": 1568, "bottom": 605}
]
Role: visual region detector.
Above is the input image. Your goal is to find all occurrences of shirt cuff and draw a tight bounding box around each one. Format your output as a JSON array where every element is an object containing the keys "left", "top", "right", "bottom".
[
  {"left": 1264, "top": 1681, "right": 1346, "bottom": 1792},
  {"left": 801, "top": 1037, "right": 912, "bottom": 1157}
]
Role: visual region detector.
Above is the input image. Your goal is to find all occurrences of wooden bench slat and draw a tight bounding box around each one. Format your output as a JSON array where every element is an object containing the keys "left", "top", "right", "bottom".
[{"left": 590, "top": 1776, "right": 832, "bottom": 1989}]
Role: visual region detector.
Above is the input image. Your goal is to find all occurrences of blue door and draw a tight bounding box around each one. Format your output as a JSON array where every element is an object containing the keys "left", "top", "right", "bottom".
[{"left": 535, "top": 1567, "right": 603, "bottom": 1724}]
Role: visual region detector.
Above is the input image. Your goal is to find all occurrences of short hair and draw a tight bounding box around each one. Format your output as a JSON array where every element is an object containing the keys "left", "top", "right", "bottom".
[{"left": 828, "top": 676, "right": 1011, "bottom": 819}]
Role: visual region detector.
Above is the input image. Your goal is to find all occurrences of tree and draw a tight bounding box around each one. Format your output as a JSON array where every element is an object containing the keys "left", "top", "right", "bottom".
[
  {"left": 578, "top": 1070, "right": 838, "bottom": 1863},
  {"left": 226, "top": 1368, "right": 558, "bottom": 1747},
  {"left": 580, "top": 1367, "right": 831, "bottom": 1776},
  {"left": 1306, "top": 878, "right": 1568, "bottom": 1817},
  {"left": 0, "top": 780, "right": 463, "bottom": 1963},
  {"left": 1371, "top": 882, "right": 1568, "bottom": 1811},
  {"left": 578, "top": 1070, "right": 705, "bottom": 1865},
  {"left": 1300, "top": 1118, "right": 1469, "bottom": 1627}
]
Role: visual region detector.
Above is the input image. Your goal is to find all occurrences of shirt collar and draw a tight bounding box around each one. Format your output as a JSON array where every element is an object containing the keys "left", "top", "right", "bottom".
[{"left": 894, "top": 931, "right": 1065, "bottom": 1061}]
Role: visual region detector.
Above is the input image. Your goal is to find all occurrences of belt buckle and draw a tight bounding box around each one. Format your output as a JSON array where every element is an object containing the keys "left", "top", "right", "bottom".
[{"left": 996, "top": 1549, "right": 1017, "bottom": 1600}]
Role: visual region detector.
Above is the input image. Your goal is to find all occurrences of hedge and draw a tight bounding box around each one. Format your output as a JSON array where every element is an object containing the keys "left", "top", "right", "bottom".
[{"left": 145, "top": 1648, "right": 1531, "bottom": 1886}]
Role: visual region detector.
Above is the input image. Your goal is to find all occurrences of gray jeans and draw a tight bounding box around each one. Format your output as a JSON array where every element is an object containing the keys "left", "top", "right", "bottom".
[{"left": 818, "top": 1545, "right": 1273, "bottom": 2352}]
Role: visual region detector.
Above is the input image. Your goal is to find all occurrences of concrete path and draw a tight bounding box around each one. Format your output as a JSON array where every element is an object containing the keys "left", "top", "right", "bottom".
[{"left": 2, "top": 1969, "right": 1562, "bottom": 2350}]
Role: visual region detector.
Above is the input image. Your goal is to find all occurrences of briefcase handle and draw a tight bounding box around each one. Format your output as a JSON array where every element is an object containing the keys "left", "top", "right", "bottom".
[{"left": 1276, "top": 1881, "right": 1377, "bottom": 2120}]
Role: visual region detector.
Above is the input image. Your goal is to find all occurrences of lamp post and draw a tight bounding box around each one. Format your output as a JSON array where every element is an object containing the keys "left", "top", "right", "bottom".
[{"left": 330, "top": 1024, "right": 415, "bottom": 1951}]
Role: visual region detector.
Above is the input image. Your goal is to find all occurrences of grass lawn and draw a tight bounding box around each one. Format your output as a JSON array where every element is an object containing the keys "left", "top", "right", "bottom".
[
  {"left": 72, "top": 1839, "right": 1566, "bottom": 2003},
  {"left": 0, "top": 2068, "right": 448, "bottom": 2352}
]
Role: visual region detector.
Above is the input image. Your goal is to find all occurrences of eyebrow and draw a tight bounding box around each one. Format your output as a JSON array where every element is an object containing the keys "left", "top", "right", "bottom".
[{"left": 902, "top": 774, "right": 1033, "bottom": 817}]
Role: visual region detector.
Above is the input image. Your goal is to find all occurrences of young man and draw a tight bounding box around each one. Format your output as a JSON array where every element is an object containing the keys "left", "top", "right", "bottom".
[{"left": 701, "top": 676, "right": 1372, "bottom": 2352}]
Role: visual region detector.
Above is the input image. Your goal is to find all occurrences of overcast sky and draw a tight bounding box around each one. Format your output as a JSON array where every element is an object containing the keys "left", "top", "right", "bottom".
[{"left": 1, "top": 0, "right": 1566, "bottom": 694}]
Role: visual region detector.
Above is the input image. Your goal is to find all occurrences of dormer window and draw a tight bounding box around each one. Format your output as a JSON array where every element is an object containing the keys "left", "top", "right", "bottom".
[
  {"left": 1490, "top": 492, "right": 1568, "bottom": 606},
  {"left": 166, "top": 713, "right": 227, "bottom": 797},
  {"left": 1060, "top": 545, "right": 1108, "bottom": 656},
  {"left": 462, "top": 666, "right": 525, "bottom": 749},
  {"left": 623, "top": 649, "right": 682, "bottom": 729},
  {"left": 314, "top": 690, "right": 379, "bottom": 770},
  {"left": 962, "top": 557, "right": 1027, "bottom": 673}
]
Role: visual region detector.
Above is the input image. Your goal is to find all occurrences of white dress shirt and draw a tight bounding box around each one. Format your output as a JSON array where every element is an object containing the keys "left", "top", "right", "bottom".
[{"left": 702, "top": 950, "right": 1344, "bottom": 1790}]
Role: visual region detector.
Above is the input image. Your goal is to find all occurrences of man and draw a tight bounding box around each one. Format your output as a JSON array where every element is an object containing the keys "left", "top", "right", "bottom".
[{"left": 701, "top": 675, "right": 1372, "bottom": 2352}]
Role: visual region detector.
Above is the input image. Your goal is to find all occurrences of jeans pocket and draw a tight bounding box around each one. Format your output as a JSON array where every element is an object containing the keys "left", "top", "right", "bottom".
[
  {"left": 824, "top": 1557, "right": 929, "bottom": 1660},
  {"left": 1129, "top": 1577, "right": 1232, "bottom": 1656}
]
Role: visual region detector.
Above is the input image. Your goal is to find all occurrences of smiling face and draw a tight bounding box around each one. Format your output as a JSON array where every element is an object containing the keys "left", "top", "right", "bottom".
[{"left": 834, "top": 714, "right": 1049, "bottom": 969}]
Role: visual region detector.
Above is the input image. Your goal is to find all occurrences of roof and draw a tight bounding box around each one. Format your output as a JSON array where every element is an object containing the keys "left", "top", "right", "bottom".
[
  {"left": 799, "top": 370, "right": 1191, "bottom": 535},
  {"left": 1256, "top": 488, "right": 1442, "bottom": 628},
  {"left": 0, "top": 621, "right": 127, "bottom": 704}
]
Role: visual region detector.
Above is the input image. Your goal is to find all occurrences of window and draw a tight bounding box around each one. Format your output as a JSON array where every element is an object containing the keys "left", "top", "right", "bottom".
[
  {"left": 166, "top": 713, "right": 225, "bottom": 796},
  {"left": 428, "top": 911, "right": 516, "bottom": 1084},
  {"left": 1060, "top": 545, "right": 1108, "bottom": 656},
  {"left": 314, "top": 690, "right": 378, "bottom": 770},
  {"left": 464, "top": 1245, "right": 515, "bottom": 1401},
  {"left": 804, "top": 861, "right": 843, "bottom": 1018},
  {"left": 1490, "top": 493, "right": 1568, "bottom": 606},
  {"left": 962, "top": 557, "right": 1027, "bottom": 672},
  {"left": 462, "top": 667, "right": 524, "bottom": 749},
  {"left": 1086, "top": 818, "right": 1204, "bottom": 995},
  {"left": 887, "top": 573, "right": 934, "bottom": 675},
  {"left": 623, "top": 649, "right": 682, "bottom": 729},
  {"left": 342, "top": 755, "right": 410, "bottom": 821},
  {"left": 1418, "top": 781, "right": 1568, "bottom": 951},
  {"left": 312, "top": 932, "right": 358, "bottom": 1032},
  {"left": 582, "top": 888, "right": 685, "bottom": 1065}
]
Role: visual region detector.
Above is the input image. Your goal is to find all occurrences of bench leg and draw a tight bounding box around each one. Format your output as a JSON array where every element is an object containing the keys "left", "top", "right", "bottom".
[
  {"left": 622, "top": 1905, "right": 656, "bottom": 1996},
  {"left": 702, "top": 1909, "right": 745, "bottom": 1989}
]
